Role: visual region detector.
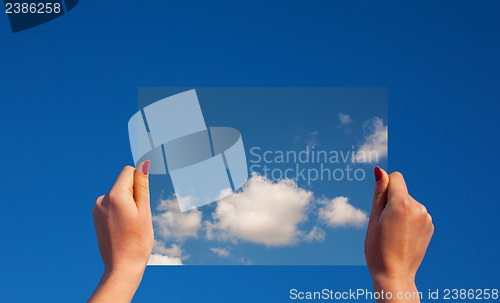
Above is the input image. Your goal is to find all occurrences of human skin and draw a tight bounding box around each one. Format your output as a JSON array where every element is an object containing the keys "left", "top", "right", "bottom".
[
  {"left": 89, "top": 165, "right": 433, "bottom": 302},
  {"left": 365, "top": 167, "right": 434, "bottom": 303},
  {"left": 88, "top": 161, "right": 154, "bottom": 303}
]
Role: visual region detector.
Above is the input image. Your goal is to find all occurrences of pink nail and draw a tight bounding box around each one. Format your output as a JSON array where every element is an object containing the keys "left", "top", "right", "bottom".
[
  {"left": 142, "top": 160, "right": 150, "bottom": 175},
  {"left": 374, "top": 167, "right": 382, "bottom": 182}
]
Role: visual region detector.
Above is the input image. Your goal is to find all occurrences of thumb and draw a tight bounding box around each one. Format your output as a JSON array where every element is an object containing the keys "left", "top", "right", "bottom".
[
  {"left": 370, "top": 166, "right": 389, "bottom": 219},
  {"left": 134, "top": 160, "right": 151, "bottom": 212}
]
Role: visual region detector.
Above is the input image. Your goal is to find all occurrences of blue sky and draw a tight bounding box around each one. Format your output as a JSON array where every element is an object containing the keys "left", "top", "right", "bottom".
[{"left": 1, "top": 1, "right": 499, "bottom": 302}]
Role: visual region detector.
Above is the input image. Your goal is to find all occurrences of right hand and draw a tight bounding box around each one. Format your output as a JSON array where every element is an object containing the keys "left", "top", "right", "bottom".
[{"left": 365, "top": 168, "right": 434, "bottom": 300}]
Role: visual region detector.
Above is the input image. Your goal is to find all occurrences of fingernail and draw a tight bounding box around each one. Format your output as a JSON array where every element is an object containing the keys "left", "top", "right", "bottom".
[
  {"left": 374, "top": 167, "right": 382, "bottom": 182},
  {"left": 142, "top": 160, "right": 150, "bottom": 175}
]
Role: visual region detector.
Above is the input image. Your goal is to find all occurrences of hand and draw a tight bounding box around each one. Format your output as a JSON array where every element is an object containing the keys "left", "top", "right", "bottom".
[
  {"left": 365, "top": 168, "right": 434, "bottom": 302},
  {"left": 89, "top": 161, "right": 154, "bottom": 303}
]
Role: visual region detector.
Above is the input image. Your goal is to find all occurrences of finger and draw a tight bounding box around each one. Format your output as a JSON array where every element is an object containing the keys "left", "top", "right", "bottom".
[
  {"left": 371, "top": 167, "right": 389, "bottom": 219},
  {"left": 95, "top": 195, "right": 105, "bottom": 206},
  {"left": 387, "top": 172, "right": 409, "bottom": 202},
  {"left": 110, "top": 166, "right": 135, "bottom": 196},
  {"left": 134, "top": 160, "right": 151, "bottom": 212}
]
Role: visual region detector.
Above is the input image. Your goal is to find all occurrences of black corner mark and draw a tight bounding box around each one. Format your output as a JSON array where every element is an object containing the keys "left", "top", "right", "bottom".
[
  {"left": 64, "top": 0, "right": 77, "bottom": 11},
  {"left": 5, "top": 0, "right": 79, "bottom": 33}
]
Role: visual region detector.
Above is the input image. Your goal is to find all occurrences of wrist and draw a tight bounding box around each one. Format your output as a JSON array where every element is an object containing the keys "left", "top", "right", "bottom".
[
  {"left": 103, "top": 263, "right": 146, "bottom": 285},
  {"left": 370, "top": 273, "right": 419, "bottom": 303},
  {"left": 371, "top": 272, "right": 417, "bottom": 294},
  {"left": 89, "top": 265, "right": 146, "bottom": 302}
]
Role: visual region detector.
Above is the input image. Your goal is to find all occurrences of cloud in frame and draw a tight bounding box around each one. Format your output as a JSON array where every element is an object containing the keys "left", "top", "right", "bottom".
[
  {"left": 318, "top": 196, "right": 368, "bottom": 228},
  {"left": 355, "top": 117, "right": 388, "bottom": 163}
]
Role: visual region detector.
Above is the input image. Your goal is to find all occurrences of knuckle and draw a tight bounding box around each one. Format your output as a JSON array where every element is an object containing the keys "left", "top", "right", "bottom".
[
  {"left": 400, "top": 195, "right": 412, "bottom": 209},
  {"left": 394, "top": 201, "right": 411, "bottom": 215},
  {"left": 419, "top": 204, "right": 428, "bottom": 215},
  {"left": 107, "top": 190, "right": 119, "bottom": 202},
  {"left": 391, "top": 187, "right": 409, "bottom": 202},
  {"left": 412, "top": 205, "right": 427, "bottom": 220},
  {"left": 120, "top": 165, "right": 135, "bottom": 177},
  {"left": 107, "top": 190, "right": 126, "bottom": 205},
  {"left": 394, "top": 197, "right": 422, "bottom": 217},
  {"left": 389, "top": 171, "right": 404, "bottom": 179},
  {"left": 95, "top": 195, "right": 104, "bottom": 205}
]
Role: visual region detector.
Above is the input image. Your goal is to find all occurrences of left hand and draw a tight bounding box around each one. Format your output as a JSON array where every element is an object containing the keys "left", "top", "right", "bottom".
[{"left": 89, "top": 161, "right": 154, "bottom": 303}]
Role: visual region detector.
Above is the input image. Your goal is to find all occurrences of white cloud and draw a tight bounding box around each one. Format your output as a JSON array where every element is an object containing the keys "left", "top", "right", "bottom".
[
  {"left": 239, "top": 256, "right": 252, "bottom": 265},
  {"left": 306, "top": 131, "right": 320, "bottom": 147},
  {"left": 153, "top": 198, "right": 202, "bottom": 242},
  {"left": 318, "top": 196, "right": 368, "bottom": 228},
  {"left": 294, "top": 129, "right": 320, "bottom": 147},
  {"left": 355, "top": 117, "right": 388, "bottom": 163},
  {"left": 148, "top": 240, "right": 188, "bottom": 265},
  {"left": 150, "top": 178, "right": 369, "bottom": 263},
  {"left": 147, "top": 254, "right": 183, "bottom": 265},
  {"left": 150, "top": 200, "right": 199, "bottom": 264},
  {"left": 338, "top": 113, "right": 352, "bottom": 126},
  {"left": 210, "top": 247, "right": 230, "bottom": 258},
  {"left": 206, "top": 174, "right": 315, "bottom": 246},
  {"left": 304, "top": 226, "right": 326, "bottom": 242},
  {"left": 152, "top": 240, "right": 182, "bottom": 257}
]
